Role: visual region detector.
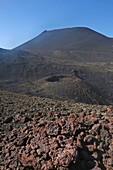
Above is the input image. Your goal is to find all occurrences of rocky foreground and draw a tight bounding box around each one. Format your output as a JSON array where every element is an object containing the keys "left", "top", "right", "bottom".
[{"left": 0, "top": 90, "right": 113, "bottom": 170}]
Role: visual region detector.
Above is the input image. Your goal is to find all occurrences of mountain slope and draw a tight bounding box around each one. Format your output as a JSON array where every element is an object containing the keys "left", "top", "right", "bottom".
[
  {"left": 18, "top": 74, "right": 108, "bottom": 104},
  {"left": 15, "top": 27, "right": 113, "bottom": 54},
  {"left": 0, "top": 27, "right": 113, "bottom": 104},
  {"left": 0, "top": 48, "right": 10, "bottom": 59},
  {"left": 0, "top": 47, "right": 9, "bottom": 53}
]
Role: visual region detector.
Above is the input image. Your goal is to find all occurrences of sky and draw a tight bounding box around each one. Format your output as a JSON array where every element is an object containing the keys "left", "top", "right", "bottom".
[{"left": 0, "top": 0, "right": 113, "bottom": 49}]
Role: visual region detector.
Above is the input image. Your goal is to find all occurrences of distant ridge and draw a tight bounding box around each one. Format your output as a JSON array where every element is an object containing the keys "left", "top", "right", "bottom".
[
  {"left": 0, "top": 48, "right": 9, "bottom": 53},
  {"left": 0, "top": 48, "right": 10, "bottom": 58},
  {"left": 15, "top": 27, "right": 113, "bottom": 55}
]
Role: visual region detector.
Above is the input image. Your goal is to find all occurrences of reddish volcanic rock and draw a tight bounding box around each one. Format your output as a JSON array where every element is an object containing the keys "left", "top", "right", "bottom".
[{"left": 1, "top": 91, "right": 113, "bottom": 169}]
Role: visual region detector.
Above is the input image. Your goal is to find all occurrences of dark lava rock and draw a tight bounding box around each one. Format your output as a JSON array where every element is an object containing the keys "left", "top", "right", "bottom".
[
  {"left": 21, "top": 116, "right": 32, "bottom": 123},
  {"left": 4, "top": 116, "right": 13, "bottom": 123}
]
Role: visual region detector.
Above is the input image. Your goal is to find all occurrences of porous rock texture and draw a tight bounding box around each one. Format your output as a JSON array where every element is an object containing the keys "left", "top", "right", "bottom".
[{"left": 1, "top": 91, "right": 113, "bottom": 170}]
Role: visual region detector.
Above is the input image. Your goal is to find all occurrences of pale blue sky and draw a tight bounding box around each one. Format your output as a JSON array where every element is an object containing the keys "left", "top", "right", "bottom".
[{"left": 0, "top": 0, "right": 113, "bottom": 49}]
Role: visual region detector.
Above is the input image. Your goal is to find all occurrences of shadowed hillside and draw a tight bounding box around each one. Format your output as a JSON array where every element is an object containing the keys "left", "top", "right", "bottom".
[
  {"left": 0, "top": 27, "right": 113, "bottom": 104},
  {"left": 15, "top": 27, "right": 113, "bottom": 62}
]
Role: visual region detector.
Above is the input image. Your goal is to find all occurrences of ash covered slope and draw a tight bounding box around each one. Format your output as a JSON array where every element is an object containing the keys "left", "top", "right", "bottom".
[
  {"left": 15, "top": 27, "right": 113, "bottom": 55},
  {"left": 0, "top": 27, "right": 113, "bottom": 104}
]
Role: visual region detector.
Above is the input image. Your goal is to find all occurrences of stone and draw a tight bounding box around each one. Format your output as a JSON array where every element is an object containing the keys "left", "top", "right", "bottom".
[
  {"left": 4, "top": 116, "right": 13, "bottom": 123},
  {"left": 1, "top": 91, "right": 113, "bottom": 170},
  {"left": 92, "top": 124, "right": 101, "bottom": 132},
  {"left": 21, "top": 116, "right": 32, "bottom": 123},
  {"left": 84, "top": 135, "right": 95, "bottom": 144},
  {"left": 17, "top": 137, "right": 28, "bottom": 146},
  {"left": 80, "top": 160, "right": 88, "bottom": 170},
  {"left": 87, "top": 145, "right": 95, "bottom": 152},
  {"left": 87, "top": 160, "right": 96, "bottom": 169},
  {"left": 107, "top": 158, "right": 113, "bottom": 166},
  {"left": 80, "top": 150, "right": 93, "bottom": 161}
]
